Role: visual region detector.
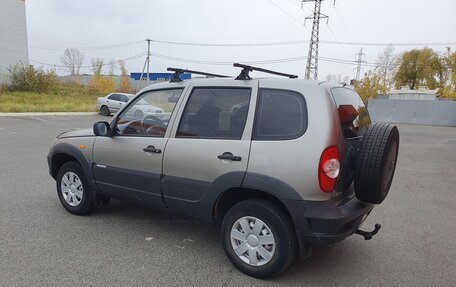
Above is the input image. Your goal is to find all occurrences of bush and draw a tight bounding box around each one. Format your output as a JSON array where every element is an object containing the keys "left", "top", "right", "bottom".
[
  {"left": 8, "top": 63, "right": 57, "bottom": 93},
  {"left": 89, "top": 75, "right": 116, "bottom": 95}
]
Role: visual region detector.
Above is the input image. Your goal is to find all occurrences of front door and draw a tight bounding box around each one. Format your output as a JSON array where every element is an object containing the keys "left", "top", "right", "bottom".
[
  {"left": 93, "top": 88, "right": 184, "bottom": 207},
  {"left": 162, "top": 83, "right": 257, "bottom": 218}
]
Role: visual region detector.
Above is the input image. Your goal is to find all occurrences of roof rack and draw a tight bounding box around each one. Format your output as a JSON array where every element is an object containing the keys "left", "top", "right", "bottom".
[
  {"left": 233, "top": 63, "right": 298, "bottom": 80},
  {"left": 167, "top": 67, "right": 230, "bottom": 82}
]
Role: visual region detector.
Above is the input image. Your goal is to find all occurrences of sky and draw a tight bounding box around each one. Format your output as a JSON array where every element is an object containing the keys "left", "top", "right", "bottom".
[{"left": 25, "top": 0, "right": 456, "bottom": 80}]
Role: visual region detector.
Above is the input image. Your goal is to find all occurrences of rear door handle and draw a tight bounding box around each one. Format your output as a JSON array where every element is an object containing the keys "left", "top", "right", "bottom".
[
  {"left": 143, "top": 145, "right": 161, "bottom": 154},
  {"left": 217, "top": 152, "right": 241, "bottom": 161}
]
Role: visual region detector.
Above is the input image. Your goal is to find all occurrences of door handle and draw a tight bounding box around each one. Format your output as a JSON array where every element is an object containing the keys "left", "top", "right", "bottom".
[
  {"left": 217, "top": 152, "right": 241, "bottom": 161},
  {"left": 143, "top": 145, "right": 162, "bottom": 154}
]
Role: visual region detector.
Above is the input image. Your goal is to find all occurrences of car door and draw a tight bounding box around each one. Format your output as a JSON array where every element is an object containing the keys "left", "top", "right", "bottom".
[
  {"left": 107, "top": 94, "right": 122, "bottom": 112},
  {"left": 162, "top": 81, "right": 258, "bottom": 219},
  {"left": 93, "top": 88, "right": 186, "bottom": 208}
]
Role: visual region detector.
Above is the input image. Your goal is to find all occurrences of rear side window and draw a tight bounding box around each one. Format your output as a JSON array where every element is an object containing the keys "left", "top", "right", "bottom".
[
  {"left": 108, "top": 94, "right": 121, "bottom": 101},
  {"left": 177, "top": 87, "right": 251, "bottom": 140},
  {"left": 120, "top": 95, "right": 130, "bottom": 102},
  {"left": 253, "top": 89, "right": 307, "bottom": 140},
  {"left": 331, "top": 88, "right": 371, "bottom": 138}
]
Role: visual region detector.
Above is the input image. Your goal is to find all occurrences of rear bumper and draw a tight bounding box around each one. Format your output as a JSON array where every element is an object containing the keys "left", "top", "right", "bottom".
[{"left": 284, "top": 194, "right": 374, "bottom": 255}]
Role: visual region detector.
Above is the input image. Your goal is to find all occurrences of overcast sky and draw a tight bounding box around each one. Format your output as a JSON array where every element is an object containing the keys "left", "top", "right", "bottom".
[{"left": 26, "top": 0, "right": 456, "bottom": 80}]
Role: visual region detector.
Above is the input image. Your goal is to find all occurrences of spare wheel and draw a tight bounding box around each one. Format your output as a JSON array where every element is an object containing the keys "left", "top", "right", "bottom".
[{"left": 354, "top": 122, "right": 399, "bottom": 204}]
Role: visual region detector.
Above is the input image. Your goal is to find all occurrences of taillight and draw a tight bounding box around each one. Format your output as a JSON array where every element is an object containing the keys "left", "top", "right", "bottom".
[{"left": 318, "top": 146, "right": 341, "bottom": 192}]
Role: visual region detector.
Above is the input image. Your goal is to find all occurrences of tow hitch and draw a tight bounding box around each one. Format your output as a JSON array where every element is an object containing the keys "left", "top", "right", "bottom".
[{"left": 355, "top": 223, "right": 381, "bottom": 240}]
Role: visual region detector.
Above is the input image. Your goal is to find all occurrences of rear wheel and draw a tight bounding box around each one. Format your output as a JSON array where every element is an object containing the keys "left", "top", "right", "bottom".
[
  {"left": 354, "top": 123, "right": 400, "bottom": 204},
  {"left": 100, "top": 105, "right": 110, "bottom": 116},
  {"left": 56, "top": 161, "right": 94, "bottom": 215},
  {"left": 221, "top": 199, "right": 297, "bottom": 279}
]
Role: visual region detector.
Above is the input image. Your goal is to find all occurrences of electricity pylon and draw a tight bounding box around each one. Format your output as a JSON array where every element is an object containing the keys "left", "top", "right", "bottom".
[{"left": 303, "top": 0, "right": 328, "bottom": 80}]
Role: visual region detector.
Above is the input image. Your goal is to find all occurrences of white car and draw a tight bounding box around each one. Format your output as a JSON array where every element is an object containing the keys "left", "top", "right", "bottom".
[
  {"left": 96, "top": 93, "right": 134, "bottom": 116},
  {"left": 124, "top": 98, "right": 165, "bottom": 120}
]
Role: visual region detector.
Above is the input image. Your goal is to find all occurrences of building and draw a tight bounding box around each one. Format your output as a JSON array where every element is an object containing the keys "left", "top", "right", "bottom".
[
  {"left": 0, "top": 0, "right": 29, "bottom": 83},
  {"left": 377, "top": 86, "right": 437, "bottom": 100}
]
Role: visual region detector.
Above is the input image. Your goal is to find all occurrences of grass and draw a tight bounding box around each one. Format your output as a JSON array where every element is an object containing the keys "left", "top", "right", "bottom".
[{"left": 0, "top": 84, "right": 103, "bottom": 113}]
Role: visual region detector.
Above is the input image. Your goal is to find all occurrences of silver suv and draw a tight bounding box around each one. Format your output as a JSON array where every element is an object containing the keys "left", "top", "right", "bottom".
[{"left": 47, "top": 64, "right": 399, "bottom": 278}]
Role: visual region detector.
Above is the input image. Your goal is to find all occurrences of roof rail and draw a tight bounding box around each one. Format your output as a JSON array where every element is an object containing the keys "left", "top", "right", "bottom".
[
  {"left": 167, "top": 67, "right": 230, "bottom": 82},
  {"left": 233, "top": 63, "right": 298, "bottom": 80}
]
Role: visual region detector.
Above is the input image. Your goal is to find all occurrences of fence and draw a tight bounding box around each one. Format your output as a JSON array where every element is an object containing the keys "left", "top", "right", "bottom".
[{"left": 368, "top": 99, "right": 456, "bottom": 127}]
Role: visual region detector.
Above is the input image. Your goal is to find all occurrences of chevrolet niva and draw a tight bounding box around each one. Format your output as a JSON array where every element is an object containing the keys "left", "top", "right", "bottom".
[{"left": 47, "top": 64, "right": 399, "bottom": 278}]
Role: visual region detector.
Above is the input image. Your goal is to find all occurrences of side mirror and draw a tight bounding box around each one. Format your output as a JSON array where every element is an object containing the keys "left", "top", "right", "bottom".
[{"left": 93, "top": 121, "right": 111, "bottom": 137}]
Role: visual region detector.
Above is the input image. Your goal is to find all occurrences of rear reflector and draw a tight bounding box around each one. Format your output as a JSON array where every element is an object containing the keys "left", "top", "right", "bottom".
[{"left": 318, "top": 146, "right": 341, "bottom": 192}]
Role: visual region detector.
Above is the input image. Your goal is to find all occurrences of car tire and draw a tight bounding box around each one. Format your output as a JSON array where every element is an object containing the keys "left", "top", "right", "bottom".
[
  {"left": 56, "top": 161, "right": 94, "bottom": 215},
  {"left": 221, "top": 199, "right": 297, "bottom": 279},
  {"left": 354, "top": 122, "right": 400, "bottom": 204},
  {"left": 100, "top": 105, "right": 110, "bottom": 116}
]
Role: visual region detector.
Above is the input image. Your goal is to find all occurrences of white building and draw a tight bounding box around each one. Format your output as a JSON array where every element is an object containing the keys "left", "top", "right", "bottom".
[
  {"left": 383, "top": 86, "right": 438, "bottom": 100},
  {"left": 0, "top": 0, "right": 29, "bottom": 83}
]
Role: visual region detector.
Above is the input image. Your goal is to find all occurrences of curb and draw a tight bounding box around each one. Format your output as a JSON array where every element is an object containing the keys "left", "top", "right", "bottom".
[{"left": 0, "top": 112, "right": 100, "bottom": 117}]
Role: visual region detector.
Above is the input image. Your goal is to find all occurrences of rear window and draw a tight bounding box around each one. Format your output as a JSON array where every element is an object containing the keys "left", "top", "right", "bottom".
[
  {"left": 253, "top": 89, "right": 307, "bottom": 140},
  {"left": 331, "top": 88, "right": 371, "bottom": 138}
]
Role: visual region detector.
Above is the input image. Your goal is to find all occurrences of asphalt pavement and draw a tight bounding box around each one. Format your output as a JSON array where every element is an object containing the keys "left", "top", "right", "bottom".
[{"left": 0, "top": 115, "right": 455, "bottom": 286}]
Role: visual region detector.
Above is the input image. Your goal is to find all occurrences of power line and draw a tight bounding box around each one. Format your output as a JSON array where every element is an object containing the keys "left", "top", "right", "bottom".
[
  {"left": 265, "top": 0, "right": 310, "bottom": 32},
  {"left": 333, "top": 3, "right": 353, "bottom": 42},
  {"left": 29, "top": 39, "right": 456, "bottom": 51},
  {"left": 30, "top": 52, "right": 147, "bottom": 69},
  {"left": 150, "top": 39, "right": 310, "bottom": 47},
  {"left": 29, "top": 41, "right": 143, "bottom": 51}
]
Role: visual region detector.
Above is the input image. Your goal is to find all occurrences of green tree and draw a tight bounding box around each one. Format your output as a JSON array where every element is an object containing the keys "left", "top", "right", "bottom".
[{"left": 394, "top": 48, "right": 439, "bottom": 90}]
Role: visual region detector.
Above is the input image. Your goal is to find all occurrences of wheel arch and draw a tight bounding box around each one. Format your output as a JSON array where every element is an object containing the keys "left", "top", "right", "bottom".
[
  {"left": 213, "top": 187, "right": 295, "bottom": 229},
  {"left": 49, "top": 143, "right": 94, "bottom": 186}
]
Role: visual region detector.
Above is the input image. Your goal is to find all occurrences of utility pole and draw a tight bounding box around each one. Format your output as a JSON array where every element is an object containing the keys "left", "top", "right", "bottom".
[
  {"left": 136, "top": 39, "right": 152, "bottom": 92},
  {"left": 146, "top": 38, "right": 151, "bottom": 86},
  {"left": 302, "top": 0, "right": 328, "bottom": 80},
  {"left": 355, "top": 48, "right": 366, "bottom": 81}
]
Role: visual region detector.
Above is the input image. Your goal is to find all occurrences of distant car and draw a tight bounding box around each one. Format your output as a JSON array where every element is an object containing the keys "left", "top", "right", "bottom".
[
  {"left": 96, "top": 93, "right": 134, "bottom": 116},
  {"left": 123, "top": 98, "right": 165, "bottom": 120}
]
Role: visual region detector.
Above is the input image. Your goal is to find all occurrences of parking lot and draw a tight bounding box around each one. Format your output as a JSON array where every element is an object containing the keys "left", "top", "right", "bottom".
[{"left": 0, "top": 115, "right": 455, "bottom": 286}]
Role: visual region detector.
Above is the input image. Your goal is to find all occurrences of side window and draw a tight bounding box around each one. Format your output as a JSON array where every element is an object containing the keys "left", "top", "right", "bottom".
[
  {"left": 108, "top": 94, "right": 121, "bottom": 101},
  {"left": 115, "top": 89, "right": 183, "bottom": 137},
  {"left": 254, "top": 89, "right": 307, "bottom": 140},
  {"left": 120, "top": 95, "right": 130, "bottom": 102},
  {"left": 177, "top": 87, "right": 251, "bottom": 140}
]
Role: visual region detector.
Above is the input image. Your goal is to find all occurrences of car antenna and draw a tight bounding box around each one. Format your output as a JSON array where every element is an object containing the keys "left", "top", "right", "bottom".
[
  {"left": 167, "top": 67, "right": 230, "bottom": 82},
  {"left": 233, "top": 63, "right": 298, "bottom": 80}
]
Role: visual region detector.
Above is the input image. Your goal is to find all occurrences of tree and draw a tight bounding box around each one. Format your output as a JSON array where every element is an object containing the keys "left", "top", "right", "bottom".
[
  {"left": 60, "top": 48, "right": 85, "bottom": 76},
  {"left": 354, "top": 69, "right": 384, "bottom": 104},
  {"left": 376, "top": 43, "right": 398, "bottom": 93},
  {"left": 91, "top": 58, "right": 104, "bottom": 76},
  {"left": 118, "top": 60, "right": 132, "bottom": 93},
  {"left": 440, "top": 49, "right": 456, "bottom": 98},
  {"left": 394, "top": 48, "right": 439, "bottom": 90},
  {"left": 108, "top": 59, "right": 117, "bottom": 76}
]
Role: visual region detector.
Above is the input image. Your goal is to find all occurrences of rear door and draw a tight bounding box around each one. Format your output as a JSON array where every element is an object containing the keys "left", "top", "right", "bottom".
[
  {"left": 162, "top": 80, "right": 258, "bottom": 219},
  {"left": 107, "top": 93, "right": 122, "bottom": 112}
]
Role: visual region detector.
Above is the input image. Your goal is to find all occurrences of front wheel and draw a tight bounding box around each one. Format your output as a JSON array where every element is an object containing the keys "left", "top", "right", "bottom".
[
  {"left": 56, "top": 161, "right": 94, "bottom": 215},
  {"left": 100, "top": 105, "right": 110, "bottom": 116},
  {"left": 221, "top": 199, "right": 297, "bottom": 279}
]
